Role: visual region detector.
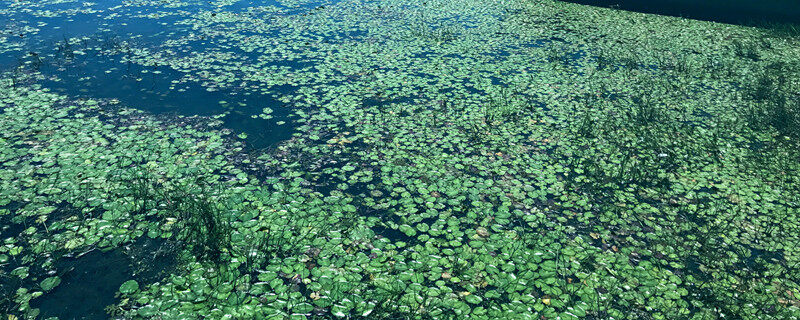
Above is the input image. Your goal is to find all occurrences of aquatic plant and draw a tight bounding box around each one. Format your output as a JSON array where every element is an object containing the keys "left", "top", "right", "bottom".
[
  {"left": 484, "top": 87, "right": 526, "bottom": 123},
  {"left": 653, "top": 51, "right": 693, "bottom": 74},
  {"left": 115, "top": 166, "right": 159, "bottom": 217},
  {"left": 743, "top": 62, "right": 800, "bottom": 141},
  {"left": 593, "top": 49, "right": 615, "bottom": 71},
  {"left": 238, "top": 223, "right": 296, "bottom": 272},
  {"left": 732, "top": 39, "right": 761, "bottom": 61},
  {"left": 165, "top": 186, "right": 232, "bottom": 264},
  {"left": 54, "top": 35, "right": 76, "bottom": 61},
  {"left": 409, "top": 23, "right": 459, "bottom": 43},
  {"left": 544, "top": 44, "right": 575, "bottom": 68},
  {"left": 758, "top": 21, "right": 800, "bottom": 40},
  {"left": 2, "top": 0, "right": 800, "bottom": 318}
]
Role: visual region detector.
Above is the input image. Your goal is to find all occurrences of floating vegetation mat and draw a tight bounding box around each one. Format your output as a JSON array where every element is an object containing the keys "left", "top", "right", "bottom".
[{"left": 1, "top": 0, "right": 800, "bottom": 319}]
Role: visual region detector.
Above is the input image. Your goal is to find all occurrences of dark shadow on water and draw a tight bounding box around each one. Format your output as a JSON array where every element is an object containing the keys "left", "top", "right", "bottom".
[{"left": 559, "top": 0, "right": 800, "bottom": 25}]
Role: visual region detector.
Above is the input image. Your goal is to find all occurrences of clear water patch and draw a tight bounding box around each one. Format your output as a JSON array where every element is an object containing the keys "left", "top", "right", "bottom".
[{"left": 29, "top": 237, "right": 178, "bottom": 319}]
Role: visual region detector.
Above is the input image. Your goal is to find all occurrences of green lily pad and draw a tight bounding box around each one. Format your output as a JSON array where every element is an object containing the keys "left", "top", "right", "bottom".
[
  {"left": 119, "top": 280, "right": 140, "bottom": 294},
  {"left": 40, "top": 276, "right": 61, "bottom": 292}
]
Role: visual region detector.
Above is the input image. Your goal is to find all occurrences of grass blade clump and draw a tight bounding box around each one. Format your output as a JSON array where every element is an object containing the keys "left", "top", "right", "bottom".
[
  {"left": 167, "top": 186, "right": 232, "bottom": 264},
  {"left": 743, "top": 62, "right": 800, "bottom": 142},
  {"left": 117, "top": 167, "right": 232, "bottom": 264}
]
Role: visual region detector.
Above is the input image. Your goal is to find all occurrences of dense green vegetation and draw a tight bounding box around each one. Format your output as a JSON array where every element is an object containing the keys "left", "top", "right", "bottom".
[{"left": 1, "top": 0, "right": 799, "bottom": 319}]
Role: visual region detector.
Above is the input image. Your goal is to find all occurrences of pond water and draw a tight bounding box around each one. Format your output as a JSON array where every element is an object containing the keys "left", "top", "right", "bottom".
[
  {"left": 561, "top": 0, "right": 800, "bottom": 25},
  {"left": 1, "top": 0, "right": 799, "bottom": 319}
]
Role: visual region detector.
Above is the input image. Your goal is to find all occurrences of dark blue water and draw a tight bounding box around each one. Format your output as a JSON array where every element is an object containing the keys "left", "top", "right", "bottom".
[
  {"left": 560, "top": 0, "right": 800, "bottom": 25},
  {"left": 31, "top": 248, "right": 132, "bottom": 320},
  {"left": 29, "top": 237, "right": 176, "bottom": 320}
]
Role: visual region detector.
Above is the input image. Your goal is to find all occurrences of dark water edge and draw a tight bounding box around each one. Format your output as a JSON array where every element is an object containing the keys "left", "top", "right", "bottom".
[{"left": 559, "top": 0, "right": 800, "bottom": 25}]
